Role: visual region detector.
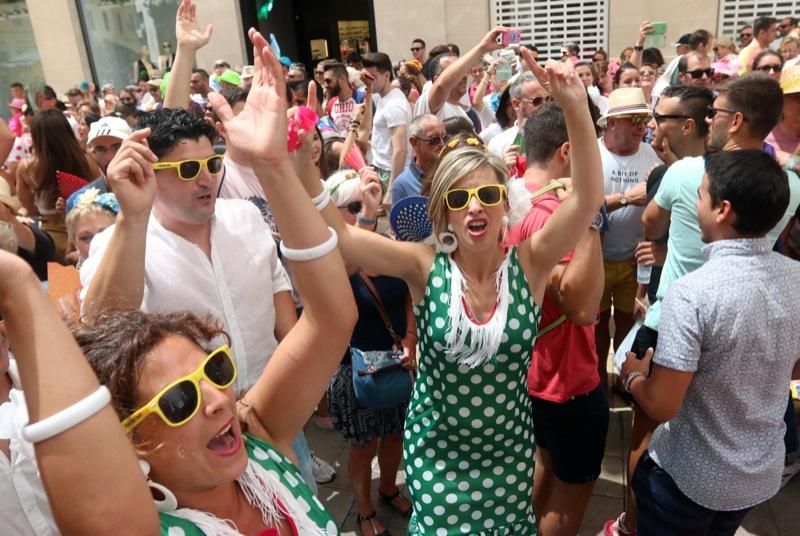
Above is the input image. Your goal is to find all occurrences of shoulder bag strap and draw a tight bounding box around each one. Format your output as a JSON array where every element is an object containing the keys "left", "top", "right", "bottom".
[{"left": 357, "top": 271, "right": 403, "bottom": 347}]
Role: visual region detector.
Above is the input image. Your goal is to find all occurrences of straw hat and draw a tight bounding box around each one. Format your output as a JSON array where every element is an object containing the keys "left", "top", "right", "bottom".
[
  {"left": 597, "top": 87, "right": 651, "bottom": 128},
  {"left": 0, "top": 179, "right": 21, "bottom": 213},
  {"left": 780, "top": 65, "right": 800, "bottom": 95}
]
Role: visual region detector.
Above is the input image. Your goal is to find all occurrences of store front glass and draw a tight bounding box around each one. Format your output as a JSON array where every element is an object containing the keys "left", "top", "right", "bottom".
[
  {"left": 0, "top": 0, "right": 44, "bottom": 120},
  {"left": 76, "top": 0, "right": 180, "bottom": 90}
]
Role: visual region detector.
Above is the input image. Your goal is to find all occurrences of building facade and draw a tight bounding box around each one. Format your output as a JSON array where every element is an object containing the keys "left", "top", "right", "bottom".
[{"left": 2, "top": 0, "right": 798, "bottom": 119}]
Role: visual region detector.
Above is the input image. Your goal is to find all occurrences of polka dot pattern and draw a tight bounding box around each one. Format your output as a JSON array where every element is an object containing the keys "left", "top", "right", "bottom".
[
  {"left": 404, "top": 249, "right": 540, "bottom": 535},
  {"left": 390, "top": 195, "right": 433, "bottom": 242}
]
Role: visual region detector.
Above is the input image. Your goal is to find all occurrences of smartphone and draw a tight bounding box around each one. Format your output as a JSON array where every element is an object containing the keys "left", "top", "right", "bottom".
[
  {"left": 502, "top": 28, "right": 521, "bottom": 46},
  {"left": 645, "top": 21, "right": 668, "bottom": 48}
]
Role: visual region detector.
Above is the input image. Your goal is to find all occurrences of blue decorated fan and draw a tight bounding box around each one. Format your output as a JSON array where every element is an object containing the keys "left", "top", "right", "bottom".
[{"left": 390, "top": 196, "right": 432, "bottom": 242}]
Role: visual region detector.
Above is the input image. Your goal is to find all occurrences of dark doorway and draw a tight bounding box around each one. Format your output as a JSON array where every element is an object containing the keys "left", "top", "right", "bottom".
[{"left": 240, "top": 0, "right": 375, "bottom": 70}]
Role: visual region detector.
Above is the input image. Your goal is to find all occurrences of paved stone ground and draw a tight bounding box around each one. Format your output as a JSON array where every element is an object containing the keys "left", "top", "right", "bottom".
[{"left": 306, "top": 392, "right": 800, "bottom": 535}]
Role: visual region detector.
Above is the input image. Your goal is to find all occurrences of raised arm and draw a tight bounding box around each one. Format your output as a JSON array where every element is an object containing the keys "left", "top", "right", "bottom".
[
  {"left": 0, "top": 116, "right": 13, "bottom": 162},
  {"left": 630, "top": 21, "right": 653, "bottom": 68},
  {"left": 163, "top": 0, "right": 213, "bottom": 110},
  {"left": 209, "top": 29, "right": 358, "bottom": 453},
  {"left": 472, "top": 59, "right": 500, "bottom": 110},
  {"left": 81, "top": 129, "right": 157, "bottom": 318},
  {"left": 547, "top": 227, "right": 604, "bottom": 325},
  {"left": 0, "top": 252, "right": 157, "bottom": 534},
  {"left": 429, "top": 28, "right": 505, "bottom": 115},
  {"left": 521, "top": 52, "right": 605, "bottom": 304}
]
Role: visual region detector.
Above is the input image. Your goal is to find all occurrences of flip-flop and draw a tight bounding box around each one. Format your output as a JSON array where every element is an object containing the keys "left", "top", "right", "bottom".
[
  {"left": 379, "top": 488, "right": 413, "bottom": 518},
  {"left": 357, "top": 511, "right": 391, "bottom": 536}
]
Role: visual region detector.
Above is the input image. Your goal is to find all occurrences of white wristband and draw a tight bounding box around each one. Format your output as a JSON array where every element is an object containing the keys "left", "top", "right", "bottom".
[
  {"left": 311, "top": 180, "right": 329, "bottom": 211},
  {"left": 22, "top": 386, "right": 111, "bottom": 444},
  {"left": 279, "top": 227, "right": 338, "bottom": 261}
]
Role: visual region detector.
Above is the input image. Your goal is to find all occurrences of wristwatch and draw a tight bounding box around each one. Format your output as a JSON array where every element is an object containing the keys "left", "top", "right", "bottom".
[
  {"left": 590, "top": 211, "right": 604, "bottom": 231},
  {"left": 622, "top": 371, "right": 646, "bottom": 393},
  {"left": 633, "top": 45, "right": 644, "bottom": 51},
  {"left": 618, "top": 193, "right": 629, "bottom": 207}
]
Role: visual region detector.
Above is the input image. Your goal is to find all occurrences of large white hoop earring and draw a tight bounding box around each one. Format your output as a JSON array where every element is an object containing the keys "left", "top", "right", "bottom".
[
  {"left": 436, "top": 223, "right": 458, "bottom": 253},
  {"left": 139, "top": 459, "right": 178, "bottom": 513}
]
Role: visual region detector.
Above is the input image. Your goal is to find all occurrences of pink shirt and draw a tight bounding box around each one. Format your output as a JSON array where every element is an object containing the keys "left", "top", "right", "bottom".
[{"left": 766, "top": 125, "right": 800, "bottom": 156}]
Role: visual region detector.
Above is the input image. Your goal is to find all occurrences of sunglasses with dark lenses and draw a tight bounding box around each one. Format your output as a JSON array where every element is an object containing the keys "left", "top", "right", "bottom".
[
  {"left": 686, "top": 68, "right": 714, "bottom": 79},
  {"left": 415, "top": 134, "right": 449, "bottom": 147},
  {"left": 706, "top": 106, "right": 738, "bottom": 119},
  {"left": 121, "top": 345, "right": 236, "bottom": 432},
  {"left": 740, "top": 33, "right": 752, "bottom": 39},
  {"left": 152, "top": 155, "right": 225, "bottom": 181},
  {"left": 652, "top": 113, "right": 690, "bottom": 124},
  {"left": 520, "top": 95, "right": 554, "bottom": 107},
  {"left": 410, "top": 47, "right": 423, "bottom": 52},
  {"left": 617, "top": 114, "right": 651, "bottom": 125},
  {"left": 445, "top": 184, "right": 506, "bottom": 211},
  {"left": 756, "top": 64, "right": 782, "bottom": 73},
  {"left": 345, "top": 201, "right": 363, "bottom": 214}
]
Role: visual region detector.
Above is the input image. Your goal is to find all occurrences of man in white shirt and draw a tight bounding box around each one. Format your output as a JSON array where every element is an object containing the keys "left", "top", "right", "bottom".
[
  {"left": 323, "top": 62, "right": 367, "bottom": 136},
  {"left": 488, "top": 71, "right": 551, "bottom": 170},
  {"left": 363, "top": 52, "right": 411, "bottom": 202},
  {"left": 594, "top": 88, "right": 662, "bottom": 381}
]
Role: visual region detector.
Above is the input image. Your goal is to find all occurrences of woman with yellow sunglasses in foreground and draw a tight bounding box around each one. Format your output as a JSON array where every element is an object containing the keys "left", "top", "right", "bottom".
[
  {"left": 294, "top": 29, "right": 605, "bottom": 535},
  {"left": 2, "top": 26, "right": 356, "bottom": 536}
]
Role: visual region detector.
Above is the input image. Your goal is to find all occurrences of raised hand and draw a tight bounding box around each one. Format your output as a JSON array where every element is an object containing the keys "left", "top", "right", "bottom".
[
  {"left": 359, "top": 167, "right": 382, "bottom": 215},
  {"left": 638, "top": 21, "right": 654, "bottom": 45},
  {"left": 208, "top": 28, "right": 288, "bottom": 169},
  {"left": 175, "top": 0, "right": 213, "bottom": 51},
  {"left": 521, "top": 50, "right": 586, "bottom": 110},
  {"left": 106, "top": 129, "right": 157, "bottom": 220},
  {"left": 479, "top": 27, "right": 509, "bottom": 53}
]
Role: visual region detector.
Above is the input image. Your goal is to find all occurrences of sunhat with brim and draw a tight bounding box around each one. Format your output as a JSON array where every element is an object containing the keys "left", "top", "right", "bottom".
[
  {"left": 390, "top": 196, "right": 432, "bottom": 242},
  {"left": 218, "top": 69, "right": 241, "bottom": 87},
  {"left": 780, "top": 65, "right": 800, "bottom": 95},
  {"left": 0, "top": 179, "right": 21, "bottom": 214},
  {"left": 597, "top": 87, "right": 651, "bottom": 128}
]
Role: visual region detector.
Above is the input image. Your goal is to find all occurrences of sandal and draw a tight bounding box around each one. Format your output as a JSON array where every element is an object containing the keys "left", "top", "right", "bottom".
[
  {"left": 379, "top": 488, "right": 413, "bottom": 518},
  {"left": 357, "top": 511, "right": 391, "bottom": 536}
]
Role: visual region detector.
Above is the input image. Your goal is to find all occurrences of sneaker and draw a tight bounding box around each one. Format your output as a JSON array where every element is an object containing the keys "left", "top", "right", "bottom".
[
  {"left": 311, "top": 452, "right": 336, "bottom": 484},
  {"left": 604, "top": 513, "right": 636, "bottom": 536},
  {"left": 781, "top": 459, "right": 800, "bottom": 489}
]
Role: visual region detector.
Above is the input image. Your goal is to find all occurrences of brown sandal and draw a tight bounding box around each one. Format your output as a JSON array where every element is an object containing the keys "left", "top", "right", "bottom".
[
  {"left": 379, "top": 488, "right": 413, "bottom": 518},
  {"left": 357, "top": 511, "right": 390, "bottom": 536}
]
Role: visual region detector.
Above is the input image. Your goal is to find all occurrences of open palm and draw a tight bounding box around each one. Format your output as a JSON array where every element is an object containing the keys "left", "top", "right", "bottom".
[
  {"left": 175, "top": 0, "right": 212, "bottom": 50},
  {"left": 209, "top": 29, "right": 289, "bottom": 167}
]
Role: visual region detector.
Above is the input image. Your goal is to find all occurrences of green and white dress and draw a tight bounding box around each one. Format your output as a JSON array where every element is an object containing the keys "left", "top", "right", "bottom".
[
  {"left": 404, "top": 249, "right": 541, "bottom": 535},
  {"left": 158, "top": 434, "right": 338, "bottom": 535}
]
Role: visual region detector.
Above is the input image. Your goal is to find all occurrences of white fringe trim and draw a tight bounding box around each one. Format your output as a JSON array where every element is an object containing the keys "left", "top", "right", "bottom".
[
  {"left": 167, "top": 459, "right": 327, "bottom": 535},
  {"left": 445, "top": 254, "right": 511, "bottom": 368}
]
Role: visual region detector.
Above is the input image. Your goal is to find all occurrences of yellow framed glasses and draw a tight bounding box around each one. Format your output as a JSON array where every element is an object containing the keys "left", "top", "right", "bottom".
[
  {"left": 121, "top": 345, "right": 236, "bottom": 432},
  {"left": 151, "top": 154, "right": 225, "bottom": 181},
  {"left": 445, "top": 184, "right": 507, "bottom": 211}
]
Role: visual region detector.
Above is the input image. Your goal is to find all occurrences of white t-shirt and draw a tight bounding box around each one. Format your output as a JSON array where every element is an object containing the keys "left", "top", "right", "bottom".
[
  {"left": 476, "top": 95, "right": 497, "bottom": 132},
  {"left": 80, "top": 199, "right": 293, "bottom": 390},
  {"left": 0, "top": 361, "right": 58, "bottom": 536},
  {"left": 488, "top": 124, "right": 520, "bottom": 158},
  {"left": 371, "top": 88, "right": 411, "bottom": 172},
  {"left": 599, "top": 138, "right": 662, "bottom": 261},
  {"left": 329, "top": 96, "right": 359, "bottom": 135},
  {"left": 413, "top": 90, "right": 469, "bottom": 123}
]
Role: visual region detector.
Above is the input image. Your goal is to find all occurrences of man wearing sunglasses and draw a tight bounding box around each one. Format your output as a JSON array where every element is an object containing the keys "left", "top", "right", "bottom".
[
  {"left": 595, "top": 88, "right": 662, "bottom": 385},
  {"left": 488, "top": 71, "right": 551, "bottom": 167},
  {"left": 392, "top": 114, "right": 445, "bottom": 204},
  {"left": 410, "top": 38, "right": 427, "bottom": 64},
  {"left": 739, "top": 16, "right": 778, "bottom": 75},
  {"left": 677, "top": 52, "right": 714, "bottom": 89}
]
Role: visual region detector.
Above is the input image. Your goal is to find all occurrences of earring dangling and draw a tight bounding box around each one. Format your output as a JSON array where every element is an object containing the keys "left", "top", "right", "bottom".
[
  {"left": 501, "top": 215, "right": 510, "bottom": 226},
  {"left": 436, "top": 223, "right": 458, "bottom": 253},
  {"left": 139, "top": 459, "right": 178, "bottom": 513}
]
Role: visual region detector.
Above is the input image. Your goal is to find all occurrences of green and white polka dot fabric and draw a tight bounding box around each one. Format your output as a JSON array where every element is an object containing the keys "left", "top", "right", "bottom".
[
  {"left": 404, "top": 249, "right": 540, "bottom": 535},
  {"left": 158, "top": 434, "right": 338, "bottom": 535}
]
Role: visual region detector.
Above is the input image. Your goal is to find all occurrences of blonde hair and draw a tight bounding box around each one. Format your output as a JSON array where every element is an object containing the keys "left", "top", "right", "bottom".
[
  {"left": 427, "top": 145, "right": 508, "bottom": 238},
  {"left": 65, "top": 191, "right": 119, "bottom": 244}
]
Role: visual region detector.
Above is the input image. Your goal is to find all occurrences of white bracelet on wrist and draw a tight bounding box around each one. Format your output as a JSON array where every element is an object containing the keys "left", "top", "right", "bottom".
[
  {"left": 22, "top": 386, "right": 111, "bottom": 444},
  {"left": 279, "top": 227, "right": 339, "bottom": 261},
  {"left": 310, "top": 180, "right": 330, "bottom": 211}
]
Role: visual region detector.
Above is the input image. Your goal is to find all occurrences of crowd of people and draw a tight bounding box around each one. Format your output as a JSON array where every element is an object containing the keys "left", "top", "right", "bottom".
[{"left": 1, "top": 1, "right": 800, "bottom": 534}]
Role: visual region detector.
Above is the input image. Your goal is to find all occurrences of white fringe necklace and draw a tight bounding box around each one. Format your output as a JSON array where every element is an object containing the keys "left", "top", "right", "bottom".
[
  {"left": 445, "top": 253, "right": 511, "bottom": 368},
  {"left": 167, "top": 458, "right": 328, "bottom": 535}
]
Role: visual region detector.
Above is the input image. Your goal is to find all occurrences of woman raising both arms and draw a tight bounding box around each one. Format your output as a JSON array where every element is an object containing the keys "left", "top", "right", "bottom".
[{"left": 294, "top": 28, "right": 605, "bottom": 535}]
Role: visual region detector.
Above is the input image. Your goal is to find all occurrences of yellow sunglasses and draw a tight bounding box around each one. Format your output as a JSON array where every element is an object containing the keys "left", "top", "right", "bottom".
[
  {"left": 121, "top": 344, "right": 236, "bottom": 432},
  {"left": 445, "top": 184, "right": 507, "bottom": 211},
  {"left": 151, "top": 154, "right": 225, "bottom": 181}
]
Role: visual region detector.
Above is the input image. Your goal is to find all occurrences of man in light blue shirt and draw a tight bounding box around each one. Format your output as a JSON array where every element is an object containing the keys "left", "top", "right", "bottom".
[{"left": 390, "top": 114, "right": 445, "bottom": 204}]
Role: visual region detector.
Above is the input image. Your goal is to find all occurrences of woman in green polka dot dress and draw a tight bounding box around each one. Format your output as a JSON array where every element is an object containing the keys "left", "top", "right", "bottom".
[{"left": 306, "top": 36, "right": 605, "bottom": 535}]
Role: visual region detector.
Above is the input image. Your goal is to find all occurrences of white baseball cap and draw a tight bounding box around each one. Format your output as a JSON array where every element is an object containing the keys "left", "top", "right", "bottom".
[{"left": 88, "top": 116, "right": 133, "bottom": 146}]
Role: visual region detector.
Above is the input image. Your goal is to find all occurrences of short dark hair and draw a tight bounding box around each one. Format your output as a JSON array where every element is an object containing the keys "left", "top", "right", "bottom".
[
  {"left": 446, "top": 43, "right": 460, "bottom": 56},
  {"left": 362, "top": 52, "right": 393, "bottom": 76},
  {"left": 563, "top": 41, "right": 580, "bottom": 55},
  {"left": 42, "top": 85, "right": 57, "bottom": 100},
  {"left": 430, "top": 52, "right": 457, "bottom": 80},
  {"left": 751, "top": 49, "right": 783, "bottom": 70},
  {"left": 783, "top": 17, "right": 799, "bottom": 27},
  {"left": 428, "top": 45, "right": 450, "bottom": 58},
  {"left": 678, "top": 51, "right": 709, "bottom": 74},
  {"left": 412, "top": 38, "right": 426, "bottom": 48},
  {"left": 10, "top": 82, "right": 23, "bottom": 89},
  {"left": 323, "top": 61, "right": 348, "bottom": 80},
  {"left": 528, "top": 45, "right": 539, "bottom": 53},
  {"left": 704, "top": 149, "right": 789, "bottom": 236},
  {"left": 716, "top": 73, "right": 784, "bottom": 139},
  {"left": 346, "top": 51, "right": 362, "bottom": 65},
  {"left": 66, "top": 87, "right": 83, "bottom": 98},
  {"left": 221, "top": 86, "right": 248, "bottom": 107},
  {"left": 442, "top": 116, "right": 476, "bottom": 137},
  {"left": 642, "top": 47, "right": 665, "bottom": 67},
  {"left": 135, "top": 108, "right": 217, "bottom": 158},
  {"left": 660, "top": 85, "right": 714, "bottom": 137},
  {"left": 689, "top": 30, "right": 713, "bottom": 50},
  {"left": 754, "top": 16, "right": 777, "bottom": 36},
  {"left": 523, "top": 102, "right": 567, "bottom": 165},
  {"left": 613, "top": 62, "right": 638, "bottom": 86},
  {"left": 287, "top": 80, "right": 308, "bottom": 99},
  {"left": 192, "top": 68, "right": 209, "bottom": 80}
]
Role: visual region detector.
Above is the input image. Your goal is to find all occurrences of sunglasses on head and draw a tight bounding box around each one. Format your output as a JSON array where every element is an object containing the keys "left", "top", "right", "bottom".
[
  {"left": 152, "top": 154, "right": 225, "bottom": 181},
  {"left": 519, "top": 95, "right": 554, "bottom": 107},
  {"left": 121, "top": 345, "right": 236, "bottom": 432},
  {"left": 756, "top": 64, "right": 782, "bottom": 73},
  {"left": 414, "top": 134, "right": 449, "bottom": 147},
  {"left": 685, "top": 68, "right": 714, "bottom": 79},
  {"left": 445, "top": 184, "right": 506, "bottom": 211}
]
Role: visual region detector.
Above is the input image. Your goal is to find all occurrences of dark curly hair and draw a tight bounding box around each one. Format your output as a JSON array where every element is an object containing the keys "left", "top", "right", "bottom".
[
  {"left": 73, "top": 310, "right": 229, "bottom": 426},
  {"left": 135, "top": 108, "right": 217, "bottom": 158}
]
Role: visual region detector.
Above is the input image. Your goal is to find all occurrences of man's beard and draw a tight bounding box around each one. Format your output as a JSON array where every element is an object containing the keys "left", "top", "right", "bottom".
[{"left": 329, "top": 83, "right": 342, "bottom": 98}]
